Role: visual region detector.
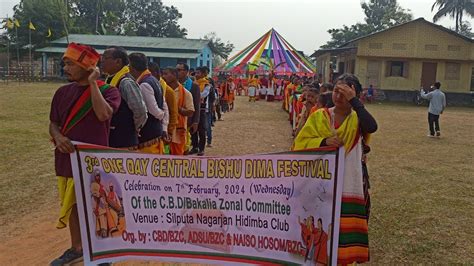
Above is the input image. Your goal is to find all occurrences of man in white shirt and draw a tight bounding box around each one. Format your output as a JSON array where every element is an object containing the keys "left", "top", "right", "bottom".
[
  {"left": 420, "top": 81, "right": 446, "bottom": 137},
  {"left": 128, "top": 53, "right": 169, "bottom": 153}
]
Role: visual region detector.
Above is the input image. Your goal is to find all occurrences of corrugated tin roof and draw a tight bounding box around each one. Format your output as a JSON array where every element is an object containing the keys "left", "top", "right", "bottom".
[
  {"left": 36, "top": 47, "right": 200, "bottom": 59},
  {"left": 51, "top": 34, "right": 209, "bottom": 51}
]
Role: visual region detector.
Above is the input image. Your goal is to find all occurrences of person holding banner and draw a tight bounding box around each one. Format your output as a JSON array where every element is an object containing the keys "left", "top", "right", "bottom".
[
  {"left": 294, "top": 73, "right": 377, "bottom": 265},
  {"left": 49, "top": 43, "right": 121, "bottom": 266}
]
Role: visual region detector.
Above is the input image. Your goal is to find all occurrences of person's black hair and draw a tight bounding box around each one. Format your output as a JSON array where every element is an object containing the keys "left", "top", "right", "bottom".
[
  {"left": 177, "top": 63, "right": 190, "bottom": 71},
  {"left": 336, "top": 73, "right": 362, "bottom": 96},
  {"left": 307, "top": 87, "right": 320, "bottom": 94},
  {"left": 312, "top": 82, "right": 321, "bottom": 89},
  {"left": 434, "top": 81, "right": 441, "bottom": 89},
  {"left": 321, "top": 82, "right": 333, "bottom": 91},
  {"left": 196, "top": 66, "right": 208, "bottom": 74},
  {"left": 128, "top": 53, "right": 148, "bottom": 72},
  {"left": 107, "top": 46, "right": 129, "bottom": 66},
  {"left": 148, "top": 62, "right": 160, "bottom": 73},
  {"left": 162, "top": 67, "right": 178, "bottom": 77},
  {"left": 318, "top": 93, "right": 331, "bottom": 107},
  {"left": 318, "top": 218, "right": 323, "bottom": 226},
  {"left": 324, "top": 92, "right": 335, "bottom": 108}
]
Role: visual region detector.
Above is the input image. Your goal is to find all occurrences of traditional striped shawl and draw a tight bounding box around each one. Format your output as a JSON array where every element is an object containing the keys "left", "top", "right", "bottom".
[{"left": 293, "top": 108, "right": 370, "bottom": 264}]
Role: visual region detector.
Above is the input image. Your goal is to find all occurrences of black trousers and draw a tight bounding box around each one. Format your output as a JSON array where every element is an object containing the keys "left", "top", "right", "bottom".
[
  {"left": 191, "top": 111, "right": 207, "bottom": 152},
  {"left": 428, "top": 112, "right": 440, "bottom": 136}
]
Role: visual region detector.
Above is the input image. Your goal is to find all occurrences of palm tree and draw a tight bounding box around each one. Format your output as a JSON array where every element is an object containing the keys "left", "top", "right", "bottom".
[{"left": 432, "top": 0, "right": 474, "bottom": 32}]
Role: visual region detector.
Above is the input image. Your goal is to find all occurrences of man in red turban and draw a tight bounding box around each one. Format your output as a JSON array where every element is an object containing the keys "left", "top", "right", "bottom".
[{"left": 49, "top": 43, "right": 121, "bottom": 265}]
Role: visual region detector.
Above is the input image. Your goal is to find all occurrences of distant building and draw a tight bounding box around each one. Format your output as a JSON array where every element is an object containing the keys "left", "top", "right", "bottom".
[
  {"left": 36, "top": 34, "right": 213, "bottom": 77},
  {"left": 312, "top": 18, "right": 474, "bottom": 105}
]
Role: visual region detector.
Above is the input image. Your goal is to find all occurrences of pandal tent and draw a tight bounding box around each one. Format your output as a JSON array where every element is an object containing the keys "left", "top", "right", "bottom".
[{"left": 219, "top": 28, "right": 316, "bottom": 75}]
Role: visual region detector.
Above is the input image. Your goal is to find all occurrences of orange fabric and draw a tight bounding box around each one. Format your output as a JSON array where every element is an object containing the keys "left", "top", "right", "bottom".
[
  {"left": 136, "top": 69, "right": 152, "bottom": 83},
  {"left": 62, "top": 42, "right": 100, "bottom": 70},
  {"left": 170, "top": 139, "right": 185, "bottom": 155},
  {"left": 313, "top": 230, "right": 328, "bottom": 264},
  {"left": 176, "top": 84, "right": 186, "bottom": 130},
  {"left": 310, "top": 106, "right": 319, "bottom": 114},
  {"left": 163, "top": 85, "right": 178, "bottom": 134},
  {"left": 337, "top": 246, "right": 369, "bottom": 263}
]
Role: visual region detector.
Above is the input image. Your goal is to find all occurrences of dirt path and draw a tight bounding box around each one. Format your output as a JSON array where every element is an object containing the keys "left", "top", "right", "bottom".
[{"left": 0, "top": 96, "right": 293, "bottom": 265}]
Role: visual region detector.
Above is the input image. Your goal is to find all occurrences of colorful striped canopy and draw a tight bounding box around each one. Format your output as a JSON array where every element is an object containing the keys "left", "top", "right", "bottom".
[{"left": 219, "top": 29, "right": 315, "bottom": 75}]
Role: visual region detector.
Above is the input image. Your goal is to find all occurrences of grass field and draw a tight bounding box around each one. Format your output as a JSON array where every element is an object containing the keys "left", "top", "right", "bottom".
[{"left": 0, "top": 82, "right": 473, "bottom": 264}]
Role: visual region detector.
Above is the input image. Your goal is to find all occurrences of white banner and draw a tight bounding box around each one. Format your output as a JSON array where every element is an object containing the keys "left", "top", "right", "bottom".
[{"left": 71, "top": 143, "right": 344, "bottom": 265}]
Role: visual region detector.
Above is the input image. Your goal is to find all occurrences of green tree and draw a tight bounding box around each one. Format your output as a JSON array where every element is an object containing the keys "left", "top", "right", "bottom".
[
  {"left": 450, "top": 21, "right": 474, "bottom": 38},
  {"left": 321, "top": 0, "right": 413, "bottom": 48},
  {"left": 321, "top": 23, "right": 372, "bottom": 49},
  {"left": 432, "top": 0, "right": 474, "bottom": 32},
  {"left": 71, "top": 0, "right": 125, "bottom": 35},
  {"left": 203, "top": 32, "right": 234, "bottom": 60},
  {"left": 123, "top": 0, "right": 187, "bottom": 37},
  {"left": 8, "top": 0, "right": 73, "bottom": 48}
]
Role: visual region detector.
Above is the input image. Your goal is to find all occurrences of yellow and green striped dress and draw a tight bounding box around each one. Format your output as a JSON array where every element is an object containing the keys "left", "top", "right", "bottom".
[{"left": 294, "top": 108, "right": 369, "bottom": 264}]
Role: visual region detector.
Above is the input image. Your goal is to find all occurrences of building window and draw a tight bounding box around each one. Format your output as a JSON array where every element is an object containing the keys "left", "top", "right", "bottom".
[
  {"left": 448, "top": 45, "right": 461, "bottom": 51},
  {"left": 387, "top": 61, "right": 408, "bottom": 77},
  {"left": 369, "top": 43, "right": 382, "bottom": 49},
  {"left": 392, "top": 43, "right": 407, "bottom": 50},
  {"left": 425, "top": 44, "right": 438, "bottom": 51},
  {"left": 200, "top": 60, "right": 203, "bottom": 66},
  {"left": 206, "top": 60, "right": 210, "bottom": 67},
  {"left": 445, "top": 62, "right": 461, "bottom": 80},
  {"left": 177, "top": 58, "right": 187, "bottom": 64},
  {"left": 207, "top": 54, "right": 210, "bottom": 58}
]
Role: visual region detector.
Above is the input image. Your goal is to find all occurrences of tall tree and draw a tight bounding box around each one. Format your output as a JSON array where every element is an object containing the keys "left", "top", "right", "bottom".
[
  {"left": 321, "top": 0, "right": 413, "bottom": 48},
  {"left": 8, "top": 0, "right": 73, "bottom": 48},
  {"left": 123, "top": 0, "right": 187, "bottom": 37},
  {"left": 450, "top": 20, "right": 474, "bottom": 38},
  {"left": 203, "top": 32, "right": 234, "bottom": 60},
  {"left": 71, "top": 0, "right": 125, "bottom": 35},
  {"left": 432, "top": 0, "right": 474, "bottom": 32},
  {"left": 362, "top": 0, "right": 413, "bottom": 32}
]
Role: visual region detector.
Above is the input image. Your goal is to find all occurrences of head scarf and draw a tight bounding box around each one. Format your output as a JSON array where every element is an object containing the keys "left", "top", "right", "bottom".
[{"left": 63, "top": 42, "right": 100, "bottom": 70}]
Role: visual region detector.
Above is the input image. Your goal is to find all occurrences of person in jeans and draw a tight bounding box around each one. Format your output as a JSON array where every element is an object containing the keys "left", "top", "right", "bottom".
[
  {"left": 420, "top": 82, "right": 446, "bottom": 137},
  {"left": 207, "top": 87, "right": 218, "bottom": 147}
]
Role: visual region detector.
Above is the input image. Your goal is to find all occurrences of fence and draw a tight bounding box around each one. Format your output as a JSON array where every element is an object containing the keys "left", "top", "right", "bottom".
[{"left": 0, "top": 60, "right": 64, "bottom": 83}]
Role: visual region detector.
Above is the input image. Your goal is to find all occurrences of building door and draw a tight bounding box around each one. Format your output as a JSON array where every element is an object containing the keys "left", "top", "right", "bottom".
[
  {"left": 421, "top": 62, "right": 437, "bottom": 90},
  {"left": 366, "top": 60, "right": 381, "bottom": 88}
]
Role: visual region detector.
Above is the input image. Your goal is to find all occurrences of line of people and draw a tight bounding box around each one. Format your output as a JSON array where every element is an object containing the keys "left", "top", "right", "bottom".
[{"left": 48, "top": 43, "right": 222, "bottom": 265}]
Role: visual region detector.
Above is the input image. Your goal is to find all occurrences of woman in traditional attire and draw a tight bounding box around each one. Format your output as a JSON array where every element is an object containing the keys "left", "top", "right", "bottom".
[
  {"left": 294, "top": 73, "right": 377, "bottom": 265},
  {"left": 313, "top": 218, "right": 328, "bottom": 266}
]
